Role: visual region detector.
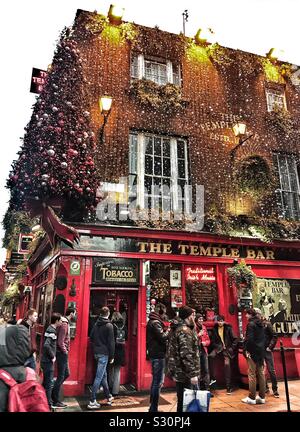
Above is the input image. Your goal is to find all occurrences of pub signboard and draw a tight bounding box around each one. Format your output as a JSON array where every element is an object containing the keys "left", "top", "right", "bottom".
[{"left": 92, "top": 258, "right": 139, "bottom": 286}]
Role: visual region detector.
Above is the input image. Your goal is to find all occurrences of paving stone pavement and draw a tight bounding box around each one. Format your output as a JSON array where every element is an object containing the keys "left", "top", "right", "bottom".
[{"left": 58, "top": 380, "right": 300, "bottom": 413}]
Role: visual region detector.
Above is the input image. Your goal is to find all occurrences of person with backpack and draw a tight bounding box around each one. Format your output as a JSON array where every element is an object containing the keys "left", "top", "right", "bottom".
[
  {"left": 88, "top": 306, "right": 115, "bottom": 410},
  {"left": 0, "top": 324, "right": 49, "bottom": 412},
  {"left": 108, "top": 311, "right": 127, "bottom": 397},
  {"left": 41, "top": 312, "right": 62, "bottom": 409},
  {"left": 17, "top": 308, "right": 38, "bottom": 370},
  {"left": 146, "top": 303, "right": 170, "bottom": 412},
  {"left": 51, "top": 307, "right": 76, "bottom": 408}
]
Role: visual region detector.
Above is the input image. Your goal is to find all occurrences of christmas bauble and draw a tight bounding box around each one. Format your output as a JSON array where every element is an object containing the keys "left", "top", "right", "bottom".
[
  {"left": 61, "top": 162, "right": 68, "bottom": 169},
  {"left": 47, "top": 149, "right": 55, "bottom": 156}
]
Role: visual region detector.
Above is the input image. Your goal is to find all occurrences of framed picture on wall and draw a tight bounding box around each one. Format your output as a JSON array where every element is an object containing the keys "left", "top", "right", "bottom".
[{"left": 170, "top": 270, "right": 181, "bottom": 287}]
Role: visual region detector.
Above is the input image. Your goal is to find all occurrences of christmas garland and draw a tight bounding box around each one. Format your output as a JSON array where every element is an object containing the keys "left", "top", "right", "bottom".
[
  {"left": 227, "top": 259, "right": 257, "bottom": 292},
  {"left": 129, "top": 79, "right": 185, "bottom": 112},
  {"left": 233, "top": 155, "right": 274, "bottom": 198}
]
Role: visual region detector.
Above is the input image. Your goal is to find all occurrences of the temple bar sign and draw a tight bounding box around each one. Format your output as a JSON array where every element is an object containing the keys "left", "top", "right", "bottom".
[
  {"left": 138, "top": 242, "right": 275, "bottom": 260},
  {"left": 30, "top": 68, "right": 47, "bottom": 94},
  {"left": 93, "top": 258, "right": 139, "bottom": 286}
]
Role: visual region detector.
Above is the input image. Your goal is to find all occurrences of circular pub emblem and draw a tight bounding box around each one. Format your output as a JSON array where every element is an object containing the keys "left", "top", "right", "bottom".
[{"left": 70, "top": 261, "right": 80, "bottom": 275}]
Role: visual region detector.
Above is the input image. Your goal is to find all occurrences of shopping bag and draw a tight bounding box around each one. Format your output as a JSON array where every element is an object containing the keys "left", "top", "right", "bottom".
[{"left": 183, "top": 388, "right": 211, "bottom": 412}]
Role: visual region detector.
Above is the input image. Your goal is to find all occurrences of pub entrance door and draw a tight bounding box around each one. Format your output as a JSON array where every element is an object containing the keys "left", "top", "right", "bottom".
[{"left": 86, "top": 288, "right": 138, "bottom": 389}]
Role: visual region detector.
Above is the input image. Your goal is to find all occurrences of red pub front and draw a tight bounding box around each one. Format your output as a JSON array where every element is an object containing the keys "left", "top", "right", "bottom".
[{"left": 26, "top": 225, "right": 300, "bottom": 397}]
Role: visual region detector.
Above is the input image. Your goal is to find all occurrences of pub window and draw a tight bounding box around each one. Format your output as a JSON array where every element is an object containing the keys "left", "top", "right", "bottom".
[
  {"left": 273, "top": 153, "right": 300, "bottom": 220},
  {"left": 149, "top": 262, "right": 182, "bottom": 320},
  {"left": 129, "top": 132, "right": 190, "bottom": 213},
  {"left": 185, "top": 265, "right": 219, "bottom": 320},
  {"left": 130, "top": 54, "right": 181, "bottom": 86},
  {"left": 265, "top": 88, "right": 287, "bottom": 112}
]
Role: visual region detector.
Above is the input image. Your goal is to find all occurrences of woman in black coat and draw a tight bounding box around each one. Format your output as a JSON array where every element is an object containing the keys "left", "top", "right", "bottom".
[{"left": 108, "top": 312, "right": 127, "bottom": 397}]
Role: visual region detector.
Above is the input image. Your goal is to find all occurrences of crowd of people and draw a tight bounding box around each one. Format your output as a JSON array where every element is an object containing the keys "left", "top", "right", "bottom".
[
  {"left": 146, "top": 304, "right": 279, "bottom": 411},
  {"left": 0, "top": 303, "right": 279, "bottom": 412}
]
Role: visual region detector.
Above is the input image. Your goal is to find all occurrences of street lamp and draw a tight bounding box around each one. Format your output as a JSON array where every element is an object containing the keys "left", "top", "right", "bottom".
[
  {"left": 230, "top": 122, "right": 253, "bottom": 160},
  {"left": 195, "top": 28, "right": 215, "bottom": 45},
  {"left": 108, "top": 4, "right": 125, "bottom": 25},
  {"left": 99, "top": 96, "right": 113, "bottom": 145}
]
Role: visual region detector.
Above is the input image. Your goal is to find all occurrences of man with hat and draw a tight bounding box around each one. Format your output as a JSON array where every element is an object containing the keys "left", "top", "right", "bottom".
[
  {"left": 166, "top": 306, "right": 200, "bottom": 412},
  {"left": 254, "top": 307, "right": 279, "bottom": 398}
]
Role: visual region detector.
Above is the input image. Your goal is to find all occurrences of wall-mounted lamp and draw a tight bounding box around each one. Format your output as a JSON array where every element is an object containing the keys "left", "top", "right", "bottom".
[
  {"left": 108, "top": 4, "right": 125, "bottom": 25},
  {"left": 230, "top": 122, "right": 253, "bottom": 160},
  {"left": 69, "top": 278, "right": 76, "bottom": 297},
  {"left": 99, "top": 96, "right": 113, "bottom": 145},
  {"left": 195, "top": 28, "right": 215, "bottom": 45},
  {"left": 266, "top": 48, "right": 284, "bottom": 62}
]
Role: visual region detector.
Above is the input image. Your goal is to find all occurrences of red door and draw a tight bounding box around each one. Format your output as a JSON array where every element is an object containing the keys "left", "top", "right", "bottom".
[{"left": 85, "top": 289, "right": 138, "bottom": 388}]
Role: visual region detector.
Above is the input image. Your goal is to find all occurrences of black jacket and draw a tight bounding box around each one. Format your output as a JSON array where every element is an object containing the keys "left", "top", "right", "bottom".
[
  {"left": 41, "top": 325, "right": 57, "bottom": 363},
  {"left": 209, "top": 323, "right": 238, "bottom": 359},
  {"left": 244, "top": 317, "right": 265, "bottom": 365},
  {"left": 0, "top": 325, "right": 31, "bottom": 412},
  {"left": 112, "top": 320, "right": 126, "bottom": 366},
  {"left": 146, "top": 312, "right": 169, "bottom": 359},
  {"left": 263, "top": 319, "right": 277, "bottom": 351},
  {"left": 90, "top": 317, "right": 115, "bottom": 360}
]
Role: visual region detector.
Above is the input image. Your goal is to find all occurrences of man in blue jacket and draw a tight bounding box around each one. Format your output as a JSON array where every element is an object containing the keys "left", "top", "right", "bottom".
[{"left": 88, "top": 306, "right": 115, "bottom": 410}]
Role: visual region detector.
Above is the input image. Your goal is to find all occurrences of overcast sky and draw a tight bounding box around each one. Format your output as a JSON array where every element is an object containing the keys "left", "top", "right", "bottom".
[{"left": 0, "top": 0, "right": 299, "bottom": 264}]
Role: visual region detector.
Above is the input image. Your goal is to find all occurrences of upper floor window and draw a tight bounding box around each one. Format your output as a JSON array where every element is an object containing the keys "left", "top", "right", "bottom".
[
  {"left": 273, "top": 153, "right": 300, "bottom": 220},
  {"left": 129, "top": 132, "right": 189, "bottom": 213},
  {"left": 131, "top": 54, "right": 181, "bottom": 86},
  {"left": 266, "top": 88, "right": 287, "bottom": 112}
]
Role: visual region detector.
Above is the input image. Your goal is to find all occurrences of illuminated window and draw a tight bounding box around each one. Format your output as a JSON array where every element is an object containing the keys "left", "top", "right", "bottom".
[
  {"left": 266, "top": 88, "right": 287, "bottom": 112},
  {"left": 273, "top": 153, "right": 300, "bottom": 220},
  {"left": 129, "top": 132, "right": 189, "bottom": 213},
  {"left": 130, "top": 54, "right": 181, "bottom": 86}
]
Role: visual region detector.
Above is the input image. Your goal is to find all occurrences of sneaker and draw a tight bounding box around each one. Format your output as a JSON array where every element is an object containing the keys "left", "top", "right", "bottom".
[
  {"left": 265, "top": 388, "right": 270, "bottom": 394},
  {"left": 87, "top": 400, "right": 101, "bottom": 410},
  {"left": 256, "top": 396, "right": 266, "bottom": 404},
  {"left": 105, "top": 396, "right": 114, "bottom": 405},
  {"left": 226, "top": 388, "right": 233, "bottom": 395},
  {"left": 209, "top": 379, "right": 217, "bottom": 386},
  {"left": 273, "top": 391, "right": 280, "bottom": 398},
  {"left": 242, "top": 397, "right": 256, "bottom": 405},
  {"left": 51, "top": 401, "right": 68, "bottom": 408}
]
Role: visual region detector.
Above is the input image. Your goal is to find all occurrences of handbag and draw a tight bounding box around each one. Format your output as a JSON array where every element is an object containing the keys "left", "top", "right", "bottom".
[{"left": 183, "top": 387, "right": 211, "bottom": 413}]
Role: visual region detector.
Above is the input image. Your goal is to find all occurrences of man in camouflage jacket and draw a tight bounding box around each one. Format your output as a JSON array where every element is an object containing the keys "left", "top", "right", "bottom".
[{"left": 166, "top": 306, "right": 200, "bottom": 412}]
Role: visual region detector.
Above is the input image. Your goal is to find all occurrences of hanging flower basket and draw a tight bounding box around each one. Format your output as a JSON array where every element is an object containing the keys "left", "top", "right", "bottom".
[{"left": 227, "top": 259, "right": 257, "bottom": 294}]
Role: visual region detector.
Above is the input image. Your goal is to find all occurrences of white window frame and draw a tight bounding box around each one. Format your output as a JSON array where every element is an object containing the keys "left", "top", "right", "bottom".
[
  {"left": 131, "top": 54, "right": 181, "bottom": 86},
  {"left": 129, "top": 132, "right": 189, "bottom": 213},
  {"left": 273, "top": 153, "right": 300, "bottom": 220},
  {"left": 266, "top": 88, "right": 287, "bottom": 112}
]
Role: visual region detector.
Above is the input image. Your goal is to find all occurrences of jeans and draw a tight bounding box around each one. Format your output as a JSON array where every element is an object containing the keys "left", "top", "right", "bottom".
[
  {"left": 108, "top": 364, "right": 121, "bottom": 396},
  {"left": 176, "top": 380, "right": 192, "bottom": 413},
  {"left": 247, "top": 357, "right": 266, "bottom": 400},
  {"left": 41, "top": 361, "right": 54, "bottom": 407},
  {"left": 149, "top": 358, "right": 165, "bottom": 412},
  {"left": 91, "top": 354, "right": 111, "bottom": 402},
  {"left": 199, "top": 349, "right": 210, "bottom": 390},
  {"left": 209, "top": 350, "right": 232, "bottom": 389},
  {"left": 24, "top": 354, "right": 36, "bottom": 371},
  {"left": 52, "top": 351, "right": 70, "bottom": 403},
  {"left": 264, "top": 350, "right": 278, "bottom": 392}
]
